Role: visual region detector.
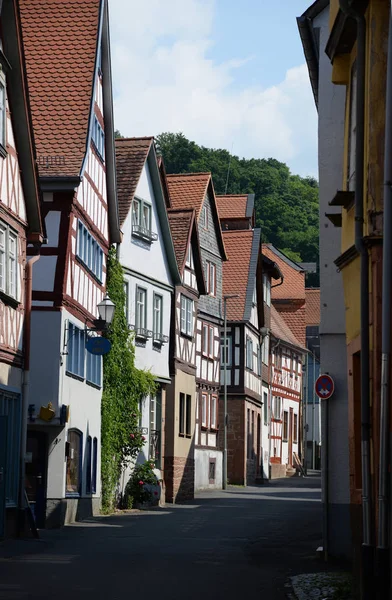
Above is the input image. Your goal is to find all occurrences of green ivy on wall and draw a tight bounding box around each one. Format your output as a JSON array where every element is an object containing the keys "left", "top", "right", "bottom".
[{"left": 101, "top": 246, "right": 157, "bottom": 512}]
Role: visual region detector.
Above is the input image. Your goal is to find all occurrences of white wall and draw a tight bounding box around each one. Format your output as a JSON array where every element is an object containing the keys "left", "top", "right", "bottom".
[
  {"left": 195, "top": 449, "right": 223, "bottom": 490},
  {"left": 281, "top": 398, "right": 300, "bottom": 466},
  {"left": 261, "top": 384, "right": 270, "bottom": 479}
]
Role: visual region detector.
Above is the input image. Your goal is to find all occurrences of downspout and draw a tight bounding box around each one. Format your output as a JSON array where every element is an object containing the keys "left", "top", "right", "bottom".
[
  {"left": 18, "top": 251, "right": 40, "bottom": 534},
  {"left": 339, "top": 1, "right": 374, "bottom": 594},
  {"left": 377, "top": 1, "right": 392, "bottom": 594}
]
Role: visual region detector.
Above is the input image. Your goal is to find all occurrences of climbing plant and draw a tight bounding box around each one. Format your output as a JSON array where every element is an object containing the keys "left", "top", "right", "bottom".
[{"left": 101, "top": 246, "right": 156, "bottom": 512}]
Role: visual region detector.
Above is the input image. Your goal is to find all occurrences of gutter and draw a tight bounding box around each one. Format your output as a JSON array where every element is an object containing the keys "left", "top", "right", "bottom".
[
  {"left": 377, "top": 1, "right": 392, "bottom": 594},
  {"left": 339, "top": 1, "right": 374, "bottom": 595},
  {"left": 18, "top": 250, "right": 41, "bottom": 535}
]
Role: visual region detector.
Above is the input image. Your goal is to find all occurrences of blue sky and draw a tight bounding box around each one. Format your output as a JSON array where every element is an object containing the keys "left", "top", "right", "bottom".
[{"left": 110, "top": 0, "right": 317, "bottom": 177}]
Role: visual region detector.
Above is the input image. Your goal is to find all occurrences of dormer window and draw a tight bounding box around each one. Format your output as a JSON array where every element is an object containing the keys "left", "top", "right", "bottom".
[{"left": 132, "top": 197, "right": 158, "bottom": 243}]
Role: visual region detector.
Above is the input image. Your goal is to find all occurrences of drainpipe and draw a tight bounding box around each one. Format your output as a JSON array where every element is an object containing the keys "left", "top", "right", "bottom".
[
  {"left": 18, "top": 252, "right": 40, "bottom": 534},
  {"left": 339, "top": 1, "right": 373, "bottom": 595},
  {"left": 377, "top": 2, "right": 392, "bottom": 595}
]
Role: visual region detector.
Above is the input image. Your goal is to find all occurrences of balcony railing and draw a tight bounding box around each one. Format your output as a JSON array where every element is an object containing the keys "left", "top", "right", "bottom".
[
  {"left": 129, "top": 325, "right": 153, "bottom": 339},
  {"left": 132, "top": 224, "right": 158, "bottom": 243},
  {"left": 153, "top": 332, "right": 169, "bottom": 345}
]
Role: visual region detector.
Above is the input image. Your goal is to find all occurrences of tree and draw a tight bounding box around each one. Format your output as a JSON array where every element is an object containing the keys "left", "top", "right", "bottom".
[{"left": 156, "top": 132, "right": 319, "bottom": 277}]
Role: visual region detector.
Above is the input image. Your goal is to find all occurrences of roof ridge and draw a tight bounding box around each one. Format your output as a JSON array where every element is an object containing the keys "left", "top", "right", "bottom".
[
  {"left": 216, "top": 194, "right": 248, "bottom": 197},
  {"left": 115, "top": 136, "right": 154, "bottom": 142},
  {"left": 166, "top": 172, "right": 211, "bottom": 178}
]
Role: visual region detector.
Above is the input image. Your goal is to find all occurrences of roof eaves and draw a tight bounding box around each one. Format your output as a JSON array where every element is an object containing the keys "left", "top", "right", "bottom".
[
  {"left": 265, "top": 244, "right": 305, "bottom": 272},
  {"left": 100, "top": 0, "right": 121, "bottom": 243},
  {"left": 147, "top": 145, "right": 181, "bottom": 286},
  {"left": 297, "top": 14, "right": 320, "bottom": 108},
  {"left": 244, "top": 228, "right": 261, "bottom": 322},
  {"left": 262, "top": 254, "right": 283, "bottom": 280}
]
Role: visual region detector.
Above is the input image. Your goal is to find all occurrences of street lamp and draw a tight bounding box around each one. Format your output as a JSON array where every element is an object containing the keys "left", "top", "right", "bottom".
[
  {"left": 223, "top": 293, "right": 240, "bottom": 490},
  {"left": 93, "top": 295, "right": 116, "bottom": 331}
]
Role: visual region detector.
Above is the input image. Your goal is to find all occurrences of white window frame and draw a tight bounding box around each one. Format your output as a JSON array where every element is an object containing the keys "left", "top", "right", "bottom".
[
  {"left": 180, "top": 294, "right": 193, "bottom": 336},
  {"left": 209, "top": 325, "right": 214, "bottom": 359},
  {"left": 136, "top": 286, "right": 147, "bottom": 331},
  {"left": 210, "top": 395, "right": 218, "bottom": 429},
  {"left": 262, "top": 334, "right": 269, "bottom": 365},
  {"left": 263, "top": 274, "right": 271, "bottom": 306},
  {"left": 92, "top": 115, "right": 105, "bottom": 160},
  {"left": 66, "top": 322, "right": 85, "bottom": 379},
  {"left": 123, "top": 281, "right": 129, "bottom": 324},
  {"left": 246, "top": 336, "right": 253, "bottom": 370},
  {"left": 0, "top": 221, "right": 18, "bottom": 300},
  {"left": 202, "top": 323, "right": 209, "bottom": 356},
  {"left": 186, "top": 243, "right": 192, "bottom": 267},
  {"left": 153, "top": 293, "right": 163, "bottom": 337},
  {"left": 221, "top": 334, "right": 232, "bottom": 367},
  {"left": 77, "top": 220, "right": 103, "bottom": 282},
  {"left": 205, "top": 261, "right": 216, "bottom": 297},
  {"left": 132, "top": 197, "right": 153, "bottom": 239},
  {"left": 201, "top": 393, "right": 208, "bottom": 427}
]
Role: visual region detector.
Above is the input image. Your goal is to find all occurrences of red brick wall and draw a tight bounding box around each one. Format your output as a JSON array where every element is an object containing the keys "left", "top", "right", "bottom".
[{"left": 164, "top": 456, "right": 195, "bottom": 503}]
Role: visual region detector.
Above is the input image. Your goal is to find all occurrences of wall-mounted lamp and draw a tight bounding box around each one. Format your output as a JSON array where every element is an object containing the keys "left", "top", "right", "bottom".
[{"left": 91, "top": 295, "right": 116, "bottom": 332}]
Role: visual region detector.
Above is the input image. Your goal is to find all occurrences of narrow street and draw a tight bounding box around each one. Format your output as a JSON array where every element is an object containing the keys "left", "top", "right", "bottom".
[{"left": 0, "top": 475, "right": 322, "bottom": 600}]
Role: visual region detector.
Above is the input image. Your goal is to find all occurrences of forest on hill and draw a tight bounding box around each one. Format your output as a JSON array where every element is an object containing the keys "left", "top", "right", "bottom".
[{"left": 155, "top": 132, "right": 319, "bottom": 273}]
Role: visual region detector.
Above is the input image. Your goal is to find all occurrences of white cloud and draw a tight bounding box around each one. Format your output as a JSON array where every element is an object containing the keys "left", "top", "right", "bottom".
[{"left": 109, "top": 0, "right": 317, "bottom": 177}]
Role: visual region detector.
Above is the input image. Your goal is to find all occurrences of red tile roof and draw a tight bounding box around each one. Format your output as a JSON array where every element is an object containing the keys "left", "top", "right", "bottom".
[
  {"left": 262, "top": 244, "right": 305, "bottom": 301},
  {"left": 167, "top": 209, "right": 194, "bottom": 273},
  {"left": 19, "top": 0, "right": 101, "bottom": 177},
  {"left": 270, "top": 305, "right": 306, "bottom": 351},
  {"left": 216, "top": 194, "right": 248, "bottom": 220},
  {"left": 305, "top": 289, "right": 320, "bottom": 325},
  {"left": 222, "top": 230, "right": 255, "bottom": 321},
  {"left": 277, "top": 307, "right": 306, "bottom": 348},
  {"left": 166, "top": 173, "right": 211, "bottom": 217},
  {"left": 115, "top": 137, "right": 153, "bottom": 226}
]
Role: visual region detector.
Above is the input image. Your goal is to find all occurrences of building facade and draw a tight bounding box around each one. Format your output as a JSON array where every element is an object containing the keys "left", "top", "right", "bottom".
[
  {"left": 167, "top": 173, "right": 227, "bottom": 490},
  {"left": 19, "top": 0, "right": 121, "bottom": 528},
  {"left": 115, "top": 138, "right": 180, "bottom": 496},
  {"left": 0, "top": 0, "right": 44, "bottom": 538}
]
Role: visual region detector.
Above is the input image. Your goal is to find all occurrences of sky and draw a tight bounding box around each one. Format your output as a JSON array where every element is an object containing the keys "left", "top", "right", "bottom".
[{"left": 109, "top": 0, "right": 318, "bottom": 178}]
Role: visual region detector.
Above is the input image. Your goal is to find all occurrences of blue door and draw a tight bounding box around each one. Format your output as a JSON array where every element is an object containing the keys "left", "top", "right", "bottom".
[{"left": 0, "top": 416, "right": 7, "bottom": 539}]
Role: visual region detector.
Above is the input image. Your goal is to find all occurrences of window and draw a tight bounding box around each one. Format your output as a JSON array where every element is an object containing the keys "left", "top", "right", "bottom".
[
  {"left": 92, "top": 115, "right": 105, "bottom": 159},
  {"left": 257, "top": 344, "right": 261, "bottom": 376},
  {"left": 262, "top": 334, "right": 269, "bottom": 365},
  {"left": 221, "top": 334, "right": 232, "bottom": 367},
  {"left": 86, "top": 436, "right": 92, "bottom": 494},
  {"left": 180, "top": 295, "right": 193, "bottom": 336},
  {"left": 136, "top": 286, "right": 147, "bottom": 332},
  {"left": 263, "top": 274, "right": 271, "bottom": 306},
  {"left": 273, "top": 396, "right": 282, "bottom": 420},
  {"left": 153, "top": 293, "right": 163, "bottom": 338},
  {"left": 124, "top": 281, "right": 129, "bottom": 323},
  {"left": 294, "top": 414, "right": 298, "bottom": 443},
  {"left": 263, "top": 392, "right": 268, "bottom": 425},
  {"left": 179, "top": 393, "right": 191, "bottom": 437},
  {"left": 251, "top": 410, "right": 255, "bottom": 457},
  {"left": 186, "top": 244, "right": 192, "bottom": 267},
  {"left": 209, "top": 460, "right": 216, "bottom": 483},
  {"left": 292, "top": 353, "right": 298, "bottom": 375},
  {"left": 66, "top": 323, "right": 85, "bottom": 378},
  {"left": 201, "top": 393, "right": 207, "bottom": 427},
  {"left": 205, "top": 261, "right": 216, "bottom": 296},
  {"left": 66, "top": 429, "right": 82, "bottom": 496},
  {"left": 0, "top": 390, "right": 21, "bottom": 506},
  {"left": 132, "top": 197, "right": 155, "bottom": 241},
  {"left": 86, "top": 346, "right": 102, "bottom": 387},
  {"left": 0, "top": 222, "right": 17, "bottom": 299},
  {"left": 77, "top": 221, "right": 103, "bottom": 281},
  {"left": 347, "top": 63, "right": 357, "bottom": 192},
  {"left": 252, "top": 282, "right": 257, "bottom": 306},
  {"left": 92, "top": 437, "right": 98, "bottom": 494},
  {"left": 202, "top": 204, "right": 208, "bottom": 229},
  {"left": 210, "top": 395, "right": 218, "bottom": 429},
  {"left": 0, "top": 81, "right": 5, "bottom": 148},
  {"left": 202, "top": 323, "right": 214, "bottom": 358},
  {"left": 283, "top": 411, "right": 288, "bottom": 441},
  {"left": 246, "top": 336, "right": 253, "bottom": 370}
]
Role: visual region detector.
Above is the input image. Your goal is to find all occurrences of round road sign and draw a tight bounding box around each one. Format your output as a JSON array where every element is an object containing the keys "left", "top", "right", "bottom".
[{"left": 315, "top": 374, "right": 334, "bottom": 399}]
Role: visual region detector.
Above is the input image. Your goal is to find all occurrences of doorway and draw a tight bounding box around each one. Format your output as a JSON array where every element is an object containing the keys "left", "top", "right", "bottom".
[
  {"left": 288, "top": 408, "right": 294, "bottom": 466},
  {"left": 26, "top": 431, "right": 47, "bottom": 528},
  {"left": 256, "top": 414, "right": 261, "bottom": 477}
]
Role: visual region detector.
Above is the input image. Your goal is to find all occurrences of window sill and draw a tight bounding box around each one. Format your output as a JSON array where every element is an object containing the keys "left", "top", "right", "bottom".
[
  {"left": 91, "top": 140, "right": 104, "bottom": 164},
  {"left": 180, "top": 332, "right": 193, "bottom": 340},
  {"left": 0, "top": 143, "right": 7, "bottom": 159},
  {"left": 65, "top": 371, "right": 85, "bottom": 382},
  {"left": 179, "top": 433, "right": 192, "bottom": 439},
  {"left": 65, "top": 492, "right": 81, "bottom": 498},
  {"left": 86, "top": 380, "right": 102, "bottom": 390},
  {"left": 75, "top": 255, "right": 103, "bottom": 285},
  {"left": 132, "top": 227, "right": 158, "bottom": 244},
  {"left": 0, "top": 290, "right": 19, "bottom": 309}
]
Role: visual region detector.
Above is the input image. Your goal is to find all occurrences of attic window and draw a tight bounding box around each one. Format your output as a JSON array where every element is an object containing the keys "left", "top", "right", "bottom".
[
  {"left": 202, "top": 205, "right": 208, "bottom": 230},
  {"left": 132, "top": 198, "right": 158, "bottom": 243}
]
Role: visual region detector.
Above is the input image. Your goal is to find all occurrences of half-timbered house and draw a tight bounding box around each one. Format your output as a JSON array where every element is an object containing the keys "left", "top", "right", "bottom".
[
  {"left": 269, "top": 305, "right": 306, "bottom": 478},
  {"left": 115, "top": 137, "right": 180, "bottom": 495},
  {"left": 166, "top": 173, "right": 227, "bottom": 490},
  {"left": 165, "top": 208, "right": 206, "bottom": 502},
  {"left": 219, "top": 228, "right": 265, "bottom": 485},
  {"left": 0, "top": 0, "right": 44, "bottom": 538},
  {"left": 19, "top": 0, "right": 121, "bottom": 527}
]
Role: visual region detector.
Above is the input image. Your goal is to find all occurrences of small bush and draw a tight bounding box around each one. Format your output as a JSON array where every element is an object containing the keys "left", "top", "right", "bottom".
[{"left": 123, "top": 461, "right": 158, "bottom": 508}]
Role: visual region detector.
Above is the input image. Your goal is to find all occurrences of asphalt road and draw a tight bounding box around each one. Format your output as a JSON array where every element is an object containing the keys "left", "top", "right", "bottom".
[{"left": 0, "top": 474, "right": 323, "bottom": 600}]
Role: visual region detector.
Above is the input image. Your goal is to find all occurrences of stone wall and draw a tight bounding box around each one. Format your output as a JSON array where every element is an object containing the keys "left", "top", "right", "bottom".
[{"left": 164, "top": 456, "right": 195, "bottom": 503}]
